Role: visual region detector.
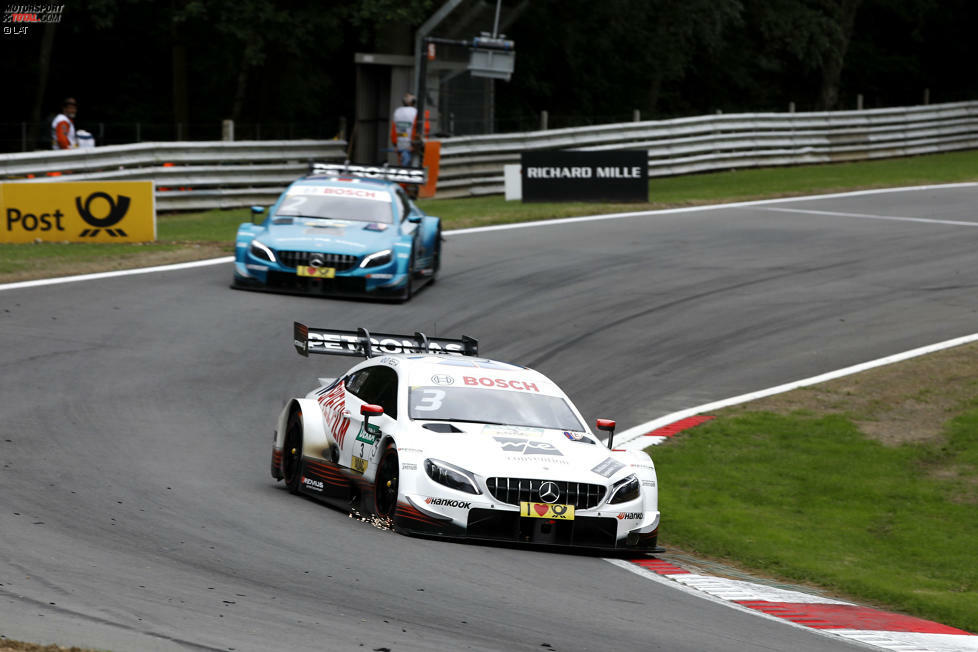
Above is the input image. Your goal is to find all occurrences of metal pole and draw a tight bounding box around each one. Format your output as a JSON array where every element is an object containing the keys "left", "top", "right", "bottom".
[
  {"left": 492, "top": 0, "right": 502, "bottom": 37},
  {"left": 413, "top": 0, "right": 463, "bottom": 98}
]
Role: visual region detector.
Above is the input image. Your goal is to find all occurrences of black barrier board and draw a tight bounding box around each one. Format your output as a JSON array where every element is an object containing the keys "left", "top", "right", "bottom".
[{"left": 520, "top": 150, "right": 647, "bottom": 203}]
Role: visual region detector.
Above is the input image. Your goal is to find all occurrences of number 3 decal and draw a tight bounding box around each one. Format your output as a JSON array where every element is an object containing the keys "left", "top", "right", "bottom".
[{"left": 414, "top": 388, "right": 445, "bottom": 411}]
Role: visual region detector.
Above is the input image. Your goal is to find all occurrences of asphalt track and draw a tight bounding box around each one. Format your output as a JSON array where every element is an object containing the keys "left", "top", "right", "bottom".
[{"left": 1, "top": 184, "right": 977, "bottom": 651}]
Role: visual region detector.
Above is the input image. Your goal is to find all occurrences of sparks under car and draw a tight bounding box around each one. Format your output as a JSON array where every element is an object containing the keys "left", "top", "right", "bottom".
[
  {"left": 232, "top": 164, "right": 440, "bottom": 300},
  {"left": 270, "top": 324, "right": 662, "bottom": 551}
]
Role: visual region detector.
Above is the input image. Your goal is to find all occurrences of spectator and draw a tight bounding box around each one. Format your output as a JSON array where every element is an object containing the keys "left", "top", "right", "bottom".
[
  {"left": 51, "top": 97, "right": 79, "bottom": 150},
  {"left": 390, "top": 92, "right": 418, "bottom": 167}
]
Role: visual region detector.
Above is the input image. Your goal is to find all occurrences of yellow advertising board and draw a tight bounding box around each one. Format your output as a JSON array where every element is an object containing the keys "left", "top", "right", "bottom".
[{"left": 0, "top": 181, "right": 156, "bottom": 243}]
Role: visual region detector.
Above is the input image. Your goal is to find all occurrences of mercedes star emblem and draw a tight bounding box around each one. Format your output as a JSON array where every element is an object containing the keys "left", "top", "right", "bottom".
[
  {"left": 538, "top": 481, "right": 560, "bottom": 504},
  {"left": 309, "top": 256, "right": 325, "bottom": 268}
]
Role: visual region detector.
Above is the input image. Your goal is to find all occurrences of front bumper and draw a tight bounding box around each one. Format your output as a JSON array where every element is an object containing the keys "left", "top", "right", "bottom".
[
  {"left": 394, "top": 496, "right": 661, "bottom": 552},
  {"left": 232, "top": 261, "right": 409, "bottom": 298}
]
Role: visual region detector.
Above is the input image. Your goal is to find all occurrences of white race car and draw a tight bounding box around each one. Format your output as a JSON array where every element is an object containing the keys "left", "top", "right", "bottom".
[{"left": 271, "top": 324, "right": 662, "bottom": 551}]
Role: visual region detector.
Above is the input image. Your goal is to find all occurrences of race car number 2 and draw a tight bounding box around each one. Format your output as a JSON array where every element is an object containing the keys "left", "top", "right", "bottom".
[{"left": 520, "top": 502, "right": 575, "bottom": 520}]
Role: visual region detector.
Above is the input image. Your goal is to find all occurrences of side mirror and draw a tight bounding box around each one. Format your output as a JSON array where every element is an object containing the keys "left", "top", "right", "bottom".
[
  {"left": 596, "top": 419, "right": 616, "bottom": 449},
  {"left": 361, "top": 403, "right": 384, "bottom": 435},
  {"left": 407, "top": 214, "right": 422, "bottom": 224},
  {"left": 251, "top": 205, "right": 265, "bottom": 224}
]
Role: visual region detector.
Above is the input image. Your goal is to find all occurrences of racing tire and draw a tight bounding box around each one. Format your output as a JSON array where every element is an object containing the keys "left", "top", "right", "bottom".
[
  {"left": 429, "top": 226, "right": 441, "bottom": 284},
  {"left": 282, "top": 408, "right": 304, "bottom": 494},
  {"left": 398, "top": 248, "right": 415, "bottom": 303},
  {"left": 374, "top": 443, "right": 399, "bottom": 519}
]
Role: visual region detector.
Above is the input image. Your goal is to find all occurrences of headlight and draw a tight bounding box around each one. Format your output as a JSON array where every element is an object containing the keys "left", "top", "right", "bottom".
[
  {"left": 424, "top": 459, "right": 481, "bottom": 495},
  {"left": 360, "top": 249, "right": 393, "bottom": 268},
  {"left": 608, "top": 474, "right": 640, "bottom": 504},
  {"left": 249, "top": 240, "right": 276, "bottom": 263}
]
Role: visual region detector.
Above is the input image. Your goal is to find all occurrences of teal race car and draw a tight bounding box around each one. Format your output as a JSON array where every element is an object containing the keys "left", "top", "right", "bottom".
[{"left": 232, "top": 164, "right": 441, "bottom": 301}]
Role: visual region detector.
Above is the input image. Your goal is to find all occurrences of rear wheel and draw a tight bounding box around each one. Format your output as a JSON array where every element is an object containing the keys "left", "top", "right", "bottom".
[
  {"left": 374, "top": 443, "right": 399, "bottom": 519},
  {"left": 282, "top": 408, "right": 304, "bottom": 494}
]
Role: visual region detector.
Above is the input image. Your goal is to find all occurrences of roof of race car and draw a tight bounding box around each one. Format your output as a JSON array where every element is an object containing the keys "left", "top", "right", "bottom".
[
  {"left": 295, "top": 175, "right": 398, "bottom": 192},
  {"left": 362, "top": 354, "right": 566, "bottom": 398}
]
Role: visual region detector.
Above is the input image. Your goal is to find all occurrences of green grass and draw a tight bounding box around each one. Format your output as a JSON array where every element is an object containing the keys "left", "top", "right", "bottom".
[{"left": 651, "top": 408, "right": 978, "bottom": 632}]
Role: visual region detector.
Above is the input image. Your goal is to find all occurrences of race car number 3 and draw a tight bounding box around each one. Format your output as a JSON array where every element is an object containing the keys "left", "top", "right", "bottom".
[
  {"left": 520, "top": 502, "right": 575, "bottom": 520},
  {"left": 298, "top": 266, "right": 336, "bottom": 278}
]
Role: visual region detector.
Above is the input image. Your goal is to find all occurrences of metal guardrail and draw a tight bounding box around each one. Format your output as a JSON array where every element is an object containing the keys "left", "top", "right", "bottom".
[
  {"left": 433, "top": 101, "right": 978, "bottom": 198},
  {"left": 0, "top": 140, "right": 348, "bottom": 211},
  {"left": 1, "top": 102, "right": 976, "bottom": 208}
]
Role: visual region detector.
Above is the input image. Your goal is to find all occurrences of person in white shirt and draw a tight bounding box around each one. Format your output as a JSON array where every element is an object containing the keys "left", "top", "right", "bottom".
[
  {"left": 51, "top": 97, "right": 79, "bottom": 150},
  {"left": 390, "top": 93, "right": 418, "bottom": 167}
]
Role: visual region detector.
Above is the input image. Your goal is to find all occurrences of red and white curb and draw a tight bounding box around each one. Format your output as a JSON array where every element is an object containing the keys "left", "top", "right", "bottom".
[{"left": 609, "top": 556, "right": 976, "bottom": 652}]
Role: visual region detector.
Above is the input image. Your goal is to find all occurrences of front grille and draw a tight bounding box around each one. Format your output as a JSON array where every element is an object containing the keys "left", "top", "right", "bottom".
[
  {"left": 485, "top": 477, "right": 605, "bottom": 510},
  {"left": 277, "top": 250, "right": 359, "bottom": 271},
  {"left": 266, "top": 272, "right": 366, "bottom": 295}
]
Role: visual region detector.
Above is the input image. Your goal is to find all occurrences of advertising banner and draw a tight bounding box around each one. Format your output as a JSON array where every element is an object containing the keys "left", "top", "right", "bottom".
[
  {"left": 0, "top": 181, "right": 156, "bottom": 243},
  {"left": 520, "top": 150, "right": 647, "bottom": 203}
]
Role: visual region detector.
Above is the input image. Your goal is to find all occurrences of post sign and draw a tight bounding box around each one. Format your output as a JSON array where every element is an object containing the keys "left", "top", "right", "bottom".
[
  {"left": 520, "top": 150, "right": 647, "bottom": 203},
  {"left": 0, "top": 181, "right": 156, "bottom": 243}
]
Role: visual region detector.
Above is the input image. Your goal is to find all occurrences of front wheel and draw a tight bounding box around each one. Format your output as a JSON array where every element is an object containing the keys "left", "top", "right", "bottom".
[
  {"left": 429, "top": 226, "right": 441, "bottom": 284},
  {"left": 398, "top": 247, "right": 415, "bottom": 302},
  {"left": 374, "top": 443, "right": 399, "bottom": 519}
]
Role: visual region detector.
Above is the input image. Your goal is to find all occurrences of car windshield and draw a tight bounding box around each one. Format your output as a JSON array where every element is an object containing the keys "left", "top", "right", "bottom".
[
  {"left": 408, "top": 386, "right": 584, "bottom": 431},
  {"left": 275, "top": 185, "right": 394, "bottom": 223}
]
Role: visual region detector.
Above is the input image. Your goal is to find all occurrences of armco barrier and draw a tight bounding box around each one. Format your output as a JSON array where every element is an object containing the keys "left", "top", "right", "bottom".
[
  {"left": 1, "top": 102, "right": 976, "bottom": 208},
  {"left": 0, "top": 140, "right": 348, "bottom": 212},
  {"left": 433, "top": 101, "right": 978, "bottom": 198}
]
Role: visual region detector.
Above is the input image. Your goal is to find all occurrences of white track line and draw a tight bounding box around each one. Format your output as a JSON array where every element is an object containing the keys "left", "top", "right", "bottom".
[
  {"left": 758, "top": 206, "right": 978, "bottom": 228},
  {"left": 0, "top": 256, "right": 233, "bottom": 292},
  {"left": 5, "top": 182, "right": 975, "bottom": 293},
  {"left": 618, "top": 331, "right": 978, "bottom": 450}
]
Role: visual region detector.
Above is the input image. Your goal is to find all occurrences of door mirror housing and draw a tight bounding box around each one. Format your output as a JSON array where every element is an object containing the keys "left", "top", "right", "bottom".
[
  {"left": 361, "top": 403, "right": 384, "bottom": 435},
  {"left": 596, "top": 419, "right": 616, "bottom": 449},
  {"left": 250, "top": 205, "right": 265, "bottom": 224}
]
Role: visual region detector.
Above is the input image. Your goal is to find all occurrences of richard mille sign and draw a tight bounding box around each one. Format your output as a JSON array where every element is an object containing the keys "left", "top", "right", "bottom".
[{"left": 520, "top": 149, "right": 647, "bottom": 202}]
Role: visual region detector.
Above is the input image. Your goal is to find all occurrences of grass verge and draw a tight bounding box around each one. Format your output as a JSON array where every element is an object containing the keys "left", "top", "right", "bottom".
[{"left": 651, "top": 341, "right": 978, "bottom": 633}]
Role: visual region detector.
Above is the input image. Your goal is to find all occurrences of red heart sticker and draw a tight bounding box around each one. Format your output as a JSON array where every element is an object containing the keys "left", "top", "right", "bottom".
[{"left": 534, "top": 504, "right": 549, "bottom": 516}]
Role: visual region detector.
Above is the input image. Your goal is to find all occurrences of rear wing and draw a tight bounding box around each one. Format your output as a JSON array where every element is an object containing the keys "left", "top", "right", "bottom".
[
  {"left": 293, "top": 323, "right": 478, "bottom": 358},
  {"left": 309, "top": 162, "right": 427, "bottom": 185}
]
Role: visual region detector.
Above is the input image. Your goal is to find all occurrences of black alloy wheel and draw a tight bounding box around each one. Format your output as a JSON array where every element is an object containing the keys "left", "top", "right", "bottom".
[
  {"left": 375, "top": 443, "right": 399, "bottom": 518},
  {"left": 282, "top": 408, "right": 304, "bottom": 494}
]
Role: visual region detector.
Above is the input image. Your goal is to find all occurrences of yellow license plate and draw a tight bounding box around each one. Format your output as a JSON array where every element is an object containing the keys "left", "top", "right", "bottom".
[
  {"left": 297, "top": 266, "right": 335, "bottom": 278},
  {"left": 351, "top": 456, "right": 368, "bottom": 474},
  {"left": 520, "top": 502, "right": 575, "bottom": 520}
]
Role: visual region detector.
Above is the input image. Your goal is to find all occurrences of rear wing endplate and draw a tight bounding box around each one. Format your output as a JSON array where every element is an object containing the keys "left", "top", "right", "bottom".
[
  {"left": 309, "top": 162, "right": 427, "bottom": 185},
  {"left": 294, "top": 323, "right": 478, "bottom": 358}
]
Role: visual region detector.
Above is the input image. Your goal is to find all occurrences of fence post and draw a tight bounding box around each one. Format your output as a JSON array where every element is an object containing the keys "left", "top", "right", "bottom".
[
  {"left": 540, "top": 110, "right": 548, "bottom": 131},
  {"left": 857, "top": 94, "right": 864, "bottom": 110},
  {"left": 135, "top": 122, "right": 141, "bottom": 142},
  {"left": 789, "top": 101, "right": 795, "bottom": 113},
  {"left": 923, "top": 88, "right": 930, "bottom": 105},
  {"left": 222, "top": 119, "right": 235, "bottom": 141},
  {"left": 633, "top": 109, "right": 640, "bottom": 122}
]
